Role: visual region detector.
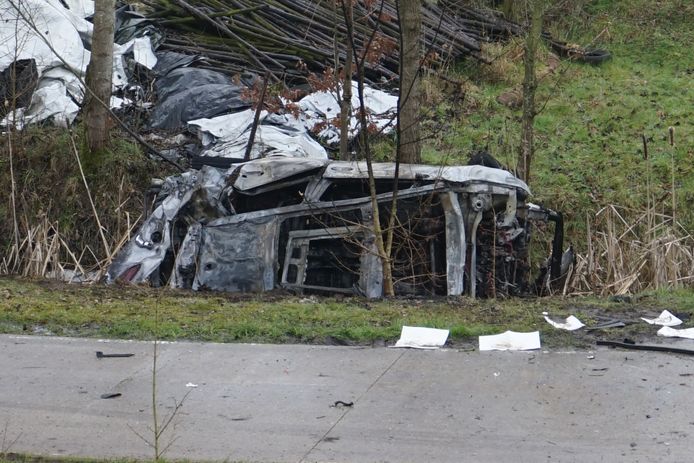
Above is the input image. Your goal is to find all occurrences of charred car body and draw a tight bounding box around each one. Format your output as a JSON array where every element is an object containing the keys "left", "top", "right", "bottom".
[{"left": 107, "top": 157, "right": 564, "bottom": 298}]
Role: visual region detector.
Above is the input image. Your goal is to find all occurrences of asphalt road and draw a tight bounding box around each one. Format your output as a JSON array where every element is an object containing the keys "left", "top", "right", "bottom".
[{"left": 1, "top": 334, "right": 694, "bottom": 462}]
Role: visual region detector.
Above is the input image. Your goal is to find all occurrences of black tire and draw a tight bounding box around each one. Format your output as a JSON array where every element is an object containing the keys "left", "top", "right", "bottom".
[{"left": 581, "top": 49, "right": 612, "bottom": 65}]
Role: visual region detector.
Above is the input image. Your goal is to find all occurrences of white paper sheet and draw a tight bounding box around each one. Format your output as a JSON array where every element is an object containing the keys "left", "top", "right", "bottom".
[
  {"left": 544, "top": 315, "right": 585, "bottom": 331},
  {"left": 641, "top": 310, "right": 682, "bottom": 327},
  {"left": 657, "top": 326, "right": 694, "bottom": 339},
  {"left": 394, "top": 326, "right": 449, "bottom": 349},
  {"left": 479, "top": 331, "right": 541, "bottom": 351}
]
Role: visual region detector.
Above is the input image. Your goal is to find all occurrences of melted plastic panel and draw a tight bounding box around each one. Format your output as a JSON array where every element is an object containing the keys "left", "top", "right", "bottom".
[{"left": 194, "top": 218, "right": 278, "bottom": 292}]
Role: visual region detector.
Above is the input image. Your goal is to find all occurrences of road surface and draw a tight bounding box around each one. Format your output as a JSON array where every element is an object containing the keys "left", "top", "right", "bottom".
[{"left": 1, "top": 334, "right": 693, "bottom": 462}]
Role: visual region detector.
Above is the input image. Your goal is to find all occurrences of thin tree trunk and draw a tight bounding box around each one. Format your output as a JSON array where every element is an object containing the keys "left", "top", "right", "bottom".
[
  {"left": 519, "top": 0, "right": 542, "bottom": 183},
  {"left": 339, "top": 0, "right": 354, "bottom": 160},
  {"left": 84, "top": 0, "right": 116, "bottom": 152},
  {"left": 397, "top": 0, "right": 421, "bottom": 164},
  {"left": 344, "top": 0, "right": 394, "bottom": 297}
]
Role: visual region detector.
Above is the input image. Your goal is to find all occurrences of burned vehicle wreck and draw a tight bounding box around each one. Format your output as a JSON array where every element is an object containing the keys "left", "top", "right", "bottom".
[{"left": 107, "top": 157, "right": 564, "bottom": 298}]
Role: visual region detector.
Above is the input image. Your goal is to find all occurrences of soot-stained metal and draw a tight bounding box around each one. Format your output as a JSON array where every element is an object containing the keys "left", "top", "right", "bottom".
[{"left": 107, "top": 157, "right": 567, "bottom": 298}]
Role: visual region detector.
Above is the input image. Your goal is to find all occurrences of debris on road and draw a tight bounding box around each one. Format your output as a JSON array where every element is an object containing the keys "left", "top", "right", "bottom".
[
  {"left": 641, "top": 310, "right": 683, "bottom": 327},
  {"left": 185, "top": 382, "right": 199, "bottom": 388},
  {"left": 478, "top": 331, "right": 541, "bottom": 351},
  {"left": 657, "top": 326, "right": 694, "bottom": 340},
  {"left": 100, "top": 393, "right": 122, "bottom": 399},
  {"left": 394, "top": 326, "right": 450, "bottom": 349},
  {"left": 597, "top": 340, "right": 694, "bottom": 356},
  {"left": 586, "top": 319, "right": 626, "bottom": 331},
  {"left": 96, "top": 351, "right": 135, "bottom": 359},
  {"left": 331, "top": 401, "right": 354, "bottom": 408},
  {"left": 543, "top": 314, "right": 585, "bottom": 331}
]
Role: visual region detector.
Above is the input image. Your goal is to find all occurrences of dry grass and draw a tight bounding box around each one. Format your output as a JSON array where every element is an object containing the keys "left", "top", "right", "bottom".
[{"left": 567, "top": 205, "right": 694, "bottom": 296}]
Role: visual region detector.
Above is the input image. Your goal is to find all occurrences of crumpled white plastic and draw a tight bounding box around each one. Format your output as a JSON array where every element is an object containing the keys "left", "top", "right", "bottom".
[
  {"left": 641, "top": 310, "right": 682, "bottom": 327},
  {"left": 300, "top": 81, "right": 398, "bottom": 145},
  {"left": 657, "top": 326, "right": 694, "bottom": 340},
  {"left": 544, "top": 315, "right": 585, "bottom": 331}
]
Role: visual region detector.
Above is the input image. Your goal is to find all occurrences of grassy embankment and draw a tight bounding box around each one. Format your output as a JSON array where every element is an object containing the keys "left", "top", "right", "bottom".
[
  {"left": 426, "top": 0, "right": 693, "bottom": 238},
  {"left": 0, "top": 277, "right": 692, "bottom": 346}
]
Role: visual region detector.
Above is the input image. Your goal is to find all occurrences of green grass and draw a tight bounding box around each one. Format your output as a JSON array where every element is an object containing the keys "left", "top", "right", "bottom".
[
  {"left": 427, "top": 0, "right": 694, "bottom": 244},
  {"left": 1, "top": 278, "right": 692, "bottom": 347}
]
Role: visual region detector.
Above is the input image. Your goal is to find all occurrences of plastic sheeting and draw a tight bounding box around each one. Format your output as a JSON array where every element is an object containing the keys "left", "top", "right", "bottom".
[
  {"left": 641, "top": 310, "right": 683, "bottom": 327},
  {"left": 657, "top": 326, "right": 694, "bottom": 340},
  {"left": 544, "top": 315, "right": 585, "bottom": 331},
  {"left": 0, "top": 0, "right": 159, "bottom": 128},
  {"left": 184, "top": 81, "right": 398, "bottom": 160},
  {"left": 300, "top": 81, "right": 398, "bottom": 145},
  {"left": 189, "top": 110, "right": 328, "bottom": 160},
  {"left": 149, "top": 68, "right": 251, "bottom": 129}
]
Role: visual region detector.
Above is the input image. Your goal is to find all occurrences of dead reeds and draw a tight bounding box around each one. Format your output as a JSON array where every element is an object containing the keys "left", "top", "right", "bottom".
[{"left": 566, "top": 204, "right": 694, "bottom": 296}]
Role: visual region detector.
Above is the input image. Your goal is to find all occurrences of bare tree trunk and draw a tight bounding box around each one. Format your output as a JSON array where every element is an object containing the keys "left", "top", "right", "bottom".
[
  {"left": 518, "top": 0, "right": 542, "bottom": 184},
  {"left": 84, "top": 0, "right": 116, "bottom": 152},
  {"left": 397, "top": 0, "right": 421, "bottom": 164},
  {"left": 339, "top": 0, "right": 354, "bottom": 160},
  {"left": 344, "top": 0, "right": 394, "bottom": 297}
]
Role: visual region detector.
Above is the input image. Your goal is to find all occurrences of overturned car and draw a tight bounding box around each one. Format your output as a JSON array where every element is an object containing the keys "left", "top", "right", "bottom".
[{"left": 107, "top": 157, "right": 565, "bottom": 298}]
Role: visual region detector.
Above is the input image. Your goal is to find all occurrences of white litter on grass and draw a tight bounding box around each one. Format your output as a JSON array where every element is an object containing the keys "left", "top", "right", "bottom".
[
  {"left": 393, "top": 326, "right": 449, "bottom": 349},
  {"left": 641, "top": 310, "right": 682, "bottom": 327},
  {"left": 478, "top": 331, "right": 541, "bottom": 351},
  {"left": 657, "top": 326, "right": 694, "bottom": 340},
  {"left": 544, "top": 315, "right": 585, "bottom": 331}
]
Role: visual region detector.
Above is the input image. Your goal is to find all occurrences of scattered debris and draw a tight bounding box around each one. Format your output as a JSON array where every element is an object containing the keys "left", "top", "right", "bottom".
[
  {"left": 185, "top": 382, "right": 198, "bottom": 388},
  {"left": 96, "top": 351, "right": 134, "bottom": 359},
  {"left": 478, "top": 331, "right": 541, "bottom": 351},
  {"left": 597, "top": 340, "right": 694, "bottom": 356},
  {"left": 545, "top": 35, "right": 612, "bottom": 65},
  {"left": 657, "top": 327, "right": 694, "bottom": 340},
  {"left": 543, "top": 314, "right": 585, "bottom": 331},
  {"left": 641, "top": 310, "right": 683, "bottom": 327},
  {"left": 393, "top": 326, "right": 450, "bottom": 349},
  {"left": 100, "top": 393, "right": 122, "bottom": 399},
  {"left": 331, "top": 401, "right": 354, "bottom": 408},
  {"left": 586, "top": 319, "right": 626, "bottom": 331}
]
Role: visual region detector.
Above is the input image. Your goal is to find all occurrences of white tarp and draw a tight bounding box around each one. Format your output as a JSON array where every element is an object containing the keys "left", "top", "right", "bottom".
[
  {"left": 0, "top": 0, "right": 157, "bottom": 128},
  {"left": 61, "top": 0, "right": 94, "bottom": 18},
  {"left": 300, "top": 81, "right": 398, "bottom": 145},
  {"left": 544, "top": 314, "right": 585, "bottom": 331},
  {"left": 657, "top": 326, "right": 694, "bottom": 340},
  {"left": 132, "top": 36, "right": 158, "bottom": 70},
  {"left": 479, "top": 331, "right": 541, "bottom": 351},
  {"left": 641, "top": 310, "right": 683, "bottom": 327},
  {"left": 189, "top": 111, "right": 328, "bottom": 160},
  {"left": 394, "top": 326, "right": 449, "bottom": 349}
]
